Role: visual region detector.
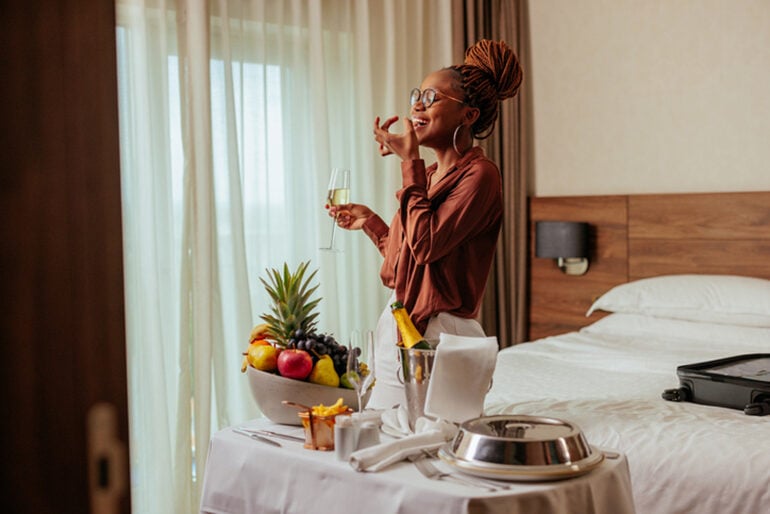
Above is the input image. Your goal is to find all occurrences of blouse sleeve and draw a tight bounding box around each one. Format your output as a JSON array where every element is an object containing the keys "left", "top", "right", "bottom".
[
  {"left": 362, "top": 214, "right": 390, "bottom": 258},
  {"left": 396, "top": 158, "right": 501, "bottom": 264}
]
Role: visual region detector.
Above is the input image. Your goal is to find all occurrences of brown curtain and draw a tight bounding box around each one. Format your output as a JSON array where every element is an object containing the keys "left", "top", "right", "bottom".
[{"left": 452, "top": 0, "right": 533, "bottom": 346}]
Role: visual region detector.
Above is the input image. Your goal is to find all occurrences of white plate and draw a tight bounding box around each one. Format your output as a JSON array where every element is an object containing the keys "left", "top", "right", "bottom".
[{"left": 437, "top": 444, "right": 605, "bottom": 482}]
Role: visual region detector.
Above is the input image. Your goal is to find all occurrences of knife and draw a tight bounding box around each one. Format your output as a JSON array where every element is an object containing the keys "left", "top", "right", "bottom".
[
  {"left": 250, "top": 429, "right": 305, "bottom": 443},
  {"left": 232, "top": 428, "right": 282, "bottom": 447}
]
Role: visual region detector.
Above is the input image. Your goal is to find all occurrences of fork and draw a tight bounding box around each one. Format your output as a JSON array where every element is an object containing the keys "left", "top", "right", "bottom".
[{"left": 411, "top": 456, "right": 504, "bottom": 492}]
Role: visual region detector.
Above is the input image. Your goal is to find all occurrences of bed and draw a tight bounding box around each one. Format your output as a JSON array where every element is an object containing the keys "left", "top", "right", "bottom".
[{"left": 484, "top": 191, "right": 770, "bottom": 514}]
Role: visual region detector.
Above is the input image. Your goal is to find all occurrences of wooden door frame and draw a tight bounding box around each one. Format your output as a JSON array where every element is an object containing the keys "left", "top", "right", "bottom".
[{"left": 0, "top": 2, "right": 131, "bottom": 512}]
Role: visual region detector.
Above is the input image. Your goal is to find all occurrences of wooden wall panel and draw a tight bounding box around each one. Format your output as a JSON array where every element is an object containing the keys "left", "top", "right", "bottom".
[
  {"left": 527, "top": 191, "right": 770, "bottom": 342},
  {"left": 629, "top": 240, "right": 770, "bottom": 280},
  {"left": 629, "top": 192, "right": 770, "bottom": 280},
  {"left": 630, "top": 192, "right": 770, "bottom": 239},
  {"left": 528, "top": 196, "right": 628, "bottom": 340}
]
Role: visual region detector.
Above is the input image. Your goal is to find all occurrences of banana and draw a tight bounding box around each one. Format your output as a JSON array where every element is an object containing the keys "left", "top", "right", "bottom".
[
  {"left": 243, "top": 323, "right": 271, "bottom": 372},
  {"left": 249, "top": 322, "right": 270, "bottom": 343}
]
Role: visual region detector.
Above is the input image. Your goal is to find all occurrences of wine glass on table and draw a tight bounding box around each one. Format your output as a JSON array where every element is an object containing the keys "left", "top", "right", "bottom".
[
  {"left": 319, "top": 167, "right": 350, "bottom": 252},
  {"left": 347, "top": 330, "right": 376, "bottom": 412}
]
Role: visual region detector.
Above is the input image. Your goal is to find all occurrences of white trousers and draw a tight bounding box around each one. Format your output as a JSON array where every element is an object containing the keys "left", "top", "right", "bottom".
[{"left": 367, "top": 292, "right": 485, "bottom": 410}]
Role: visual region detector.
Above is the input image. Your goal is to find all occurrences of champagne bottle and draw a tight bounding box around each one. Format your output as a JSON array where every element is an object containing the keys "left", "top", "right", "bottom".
[{"left": 390, "top": 301, "right": 432, "bottom": 350}]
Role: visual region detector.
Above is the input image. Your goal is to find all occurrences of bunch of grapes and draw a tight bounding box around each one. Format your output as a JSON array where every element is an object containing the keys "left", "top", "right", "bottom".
[{"left": 286, "top": 329, "right": 362, "bottom": 377}]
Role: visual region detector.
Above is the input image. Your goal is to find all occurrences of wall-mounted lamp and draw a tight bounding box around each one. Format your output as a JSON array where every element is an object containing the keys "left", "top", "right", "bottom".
[{"left": 535, "top": 221, "right": 590, "bottom": 275}]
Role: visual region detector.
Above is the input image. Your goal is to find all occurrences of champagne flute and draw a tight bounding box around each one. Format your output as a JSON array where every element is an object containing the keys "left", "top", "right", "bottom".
[
  {"left": 320, "top": 167, "right": 350, "bottom": 251},
  {"left": 361, "top": 330, "right": 376, "bottom": 399},
  {"left": 347, "top": 330, "right": 375, "bottom": 412}
]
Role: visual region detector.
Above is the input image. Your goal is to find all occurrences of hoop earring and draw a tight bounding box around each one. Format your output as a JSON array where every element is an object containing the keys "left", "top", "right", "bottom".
[{"left": 453, "top": 124, "right": 467, "bottom": 155}]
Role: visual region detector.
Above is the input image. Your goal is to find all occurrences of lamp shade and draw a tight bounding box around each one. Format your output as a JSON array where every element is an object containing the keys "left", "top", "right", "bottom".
[{"left": 535, "top": 221, "right": 589, "bottom": 259}]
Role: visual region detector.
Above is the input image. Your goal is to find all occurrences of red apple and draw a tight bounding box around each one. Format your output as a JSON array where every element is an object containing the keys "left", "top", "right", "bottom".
[{"left": 276, "top": 349, "right": 313, "bottom": 380}]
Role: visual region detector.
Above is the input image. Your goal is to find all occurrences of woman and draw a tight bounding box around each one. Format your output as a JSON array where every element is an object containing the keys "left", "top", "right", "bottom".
[{"left": 330, "top": 40, "right": 523, "bottom": 409}]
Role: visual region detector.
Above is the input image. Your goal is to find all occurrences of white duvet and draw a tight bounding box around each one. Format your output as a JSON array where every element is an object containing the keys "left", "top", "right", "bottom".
[{"left": 484, "top": 313, "right": 770, "bottom": 514}]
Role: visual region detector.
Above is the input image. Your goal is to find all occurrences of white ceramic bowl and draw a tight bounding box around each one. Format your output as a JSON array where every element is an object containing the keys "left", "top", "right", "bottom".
[{"left": 246, "top": 366, "right": 372, "bottom": 425}]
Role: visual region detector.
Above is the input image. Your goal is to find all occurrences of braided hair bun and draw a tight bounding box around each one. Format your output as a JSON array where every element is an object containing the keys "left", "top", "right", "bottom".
[
  {"left": 464, "top": 40, "right": 522, "bottom": 101},
  {"left": 450, "top": 39, "right": 523, "bottom": 139}
]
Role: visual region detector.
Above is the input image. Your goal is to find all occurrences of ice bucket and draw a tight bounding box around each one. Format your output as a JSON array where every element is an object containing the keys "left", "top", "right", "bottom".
[{"left": 398, "top": 346, "right": 436, "bottom": 430}]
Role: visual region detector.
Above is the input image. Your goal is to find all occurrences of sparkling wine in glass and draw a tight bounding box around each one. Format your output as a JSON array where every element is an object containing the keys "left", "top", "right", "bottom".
[{"left": 320, "top": 167, "right": 350, "bottom": 251}]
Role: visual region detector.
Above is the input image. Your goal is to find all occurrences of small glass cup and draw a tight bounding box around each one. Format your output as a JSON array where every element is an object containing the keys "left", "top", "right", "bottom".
[{"left": 298, "top": 409, "right": 353, "bottom": 451}]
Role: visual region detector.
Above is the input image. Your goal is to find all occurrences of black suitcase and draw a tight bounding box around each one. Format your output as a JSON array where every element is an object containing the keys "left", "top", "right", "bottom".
[{"left": 662, "top": 353, "right": 770, "bottom": 416}]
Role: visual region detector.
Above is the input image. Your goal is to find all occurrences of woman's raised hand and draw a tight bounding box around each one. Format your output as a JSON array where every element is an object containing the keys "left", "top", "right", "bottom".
[
  {"left": 373, "top": 116, "right": 420, "bottom": 161},
  {"left": 326, "top": 203, "right": 375, "bottom": 231}
]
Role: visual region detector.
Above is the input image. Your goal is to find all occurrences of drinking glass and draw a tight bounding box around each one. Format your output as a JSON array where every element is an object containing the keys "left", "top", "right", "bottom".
[
  {"left": 347, "top": 330, "right": 376, "bottom": 412},
  {"left": 319, "top": 167, "right": 350, "bottom": 251}
]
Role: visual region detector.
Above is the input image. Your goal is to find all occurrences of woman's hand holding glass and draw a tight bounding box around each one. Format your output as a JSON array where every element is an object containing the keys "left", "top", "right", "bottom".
[{"left": 327, "top": 203, "right": 374, "bottom": 231}]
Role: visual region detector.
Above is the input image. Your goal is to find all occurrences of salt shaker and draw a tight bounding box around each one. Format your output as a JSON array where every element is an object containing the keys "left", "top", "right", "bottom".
[
  {"left": 356, "top": 421, "right": 380, "bottom": 450},
  {"left": 334, "top": 415, "right": 358, "bottom": 461}
]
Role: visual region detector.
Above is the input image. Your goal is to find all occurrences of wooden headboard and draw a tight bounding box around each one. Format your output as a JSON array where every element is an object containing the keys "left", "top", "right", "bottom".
[{"left": 528, "top": 191, "right": 770, "bottom": 341}]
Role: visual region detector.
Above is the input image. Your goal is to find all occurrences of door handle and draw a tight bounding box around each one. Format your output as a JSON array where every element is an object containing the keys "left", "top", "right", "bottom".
[{"left": 87, "top": 402, "right": 128, "bottom": 514}]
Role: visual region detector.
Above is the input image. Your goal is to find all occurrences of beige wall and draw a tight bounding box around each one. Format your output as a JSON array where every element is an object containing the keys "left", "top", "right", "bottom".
[{"left": 528, "top": 0, "right": 770, "bottom": 196}]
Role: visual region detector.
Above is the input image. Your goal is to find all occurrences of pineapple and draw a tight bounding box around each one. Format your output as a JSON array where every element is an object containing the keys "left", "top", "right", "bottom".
[{"left": 259, "top": 261, "right": 321, "bottom": 347}]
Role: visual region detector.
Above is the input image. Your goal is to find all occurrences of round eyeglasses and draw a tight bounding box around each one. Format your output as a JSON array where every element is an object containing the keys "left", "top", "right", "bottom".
[{"left": 410, "top": 88, "right": 465, "bottom": 108}]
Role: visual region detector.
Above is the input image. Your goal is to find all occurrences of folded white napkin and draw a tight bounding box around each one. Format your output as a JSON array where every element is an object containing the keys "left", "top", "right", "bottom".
[
  {"left": 424, "top": 333, "right": 498, "bottom": 424},
  {"left": 348, "top": 417, "right": 457, "bottom": 472},
  {"left": 380, "top": 405, "right": 412, "bottom": 437}
]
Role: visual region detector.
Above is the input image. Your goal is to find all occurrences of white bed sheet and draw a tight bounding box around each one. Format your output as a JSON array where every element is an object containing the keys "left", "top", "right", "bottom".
[{"left": 485, "top": 313, "right": 770, "bottom": 514}]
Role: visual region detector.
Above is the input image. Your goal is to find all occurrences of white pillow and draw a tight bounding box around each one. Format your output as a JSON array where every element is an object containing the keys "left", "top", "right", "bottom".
[{"left": 586, "top": 274, "right": 770, "bottom": 327}]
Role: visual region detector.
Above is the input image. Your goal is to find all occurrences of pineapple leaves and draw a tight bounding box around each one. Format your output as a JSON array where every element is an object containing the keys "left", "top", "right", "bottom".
[{"left": 258, "top": 260, "right": 323, "bottom": 347}]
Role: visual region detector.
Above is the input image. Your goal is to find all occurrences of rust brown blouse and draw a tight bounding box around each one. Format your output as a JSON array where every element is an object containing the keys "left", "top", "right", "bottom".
[{"left": 362, "top": 146, "right": 503, "bottom": 334}]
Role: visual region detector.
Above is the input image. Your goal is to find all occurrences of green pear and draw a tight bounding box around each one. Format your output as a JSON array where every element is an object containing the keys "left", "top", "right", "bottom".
[
  {"left": 308, "top": 355, "right": 340, "bottom": 387},
  {"left": 340, "top": 371, "right": 359, "bottom": 389}
]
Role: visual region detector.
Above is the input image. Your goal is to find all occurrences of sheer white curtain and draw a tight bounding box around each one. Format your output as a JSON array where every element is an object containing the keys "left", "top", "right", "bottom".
[{"left": 115, "top": 0, "right": 452, "bottom": 511}]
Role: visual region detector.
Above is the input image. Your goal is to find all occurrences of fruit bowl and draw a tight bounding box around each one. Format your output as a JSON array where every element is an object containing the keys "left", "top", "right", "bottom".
[{"left": 247, "top": 366, "right": 372, "bottom": 425}]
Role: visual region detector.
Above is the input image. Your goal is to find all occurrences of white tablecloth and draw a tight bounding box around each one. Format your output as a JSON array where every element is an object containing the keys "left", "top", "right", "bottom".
[{"left": 200, "top": 418, "right": 636, "bottom": 514}]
